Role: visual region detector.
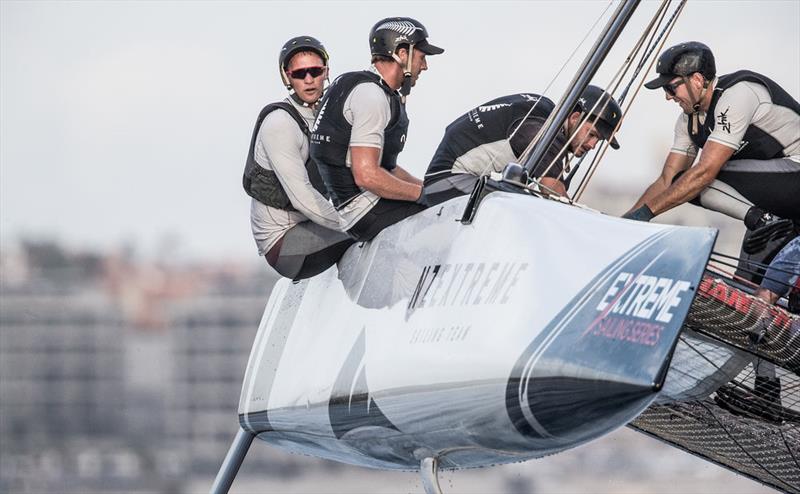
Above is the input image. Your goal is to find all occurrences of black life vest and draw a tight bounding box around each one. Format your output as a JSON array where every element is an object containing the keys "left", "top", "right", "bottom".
[
  {"left": 689, "top": 70, "right": 800, "bottom": 160},
  {"left": 426, "top": 93, "right": 556, "bottom": 184},
  {"left": 310, "top": 71, "right": 409, "bottom": 208},
  {"left": 242, "top": 102, "right": 328, "bottom": 211}
]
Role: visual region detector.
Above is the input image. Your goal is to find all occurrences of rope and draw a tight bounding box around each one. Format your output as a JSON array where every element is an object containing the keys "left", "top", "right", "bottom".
[
  {"left": 573, "top": 0, "right": 688, "bottom": 201},
  {"left": 474, "top": 0, "right": 615, "bottom": 179}
]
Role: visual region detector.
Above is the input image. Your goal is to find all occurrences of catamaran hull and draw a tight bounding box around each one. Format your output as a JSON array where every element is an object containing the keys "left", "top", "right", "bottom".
[{"left": 237, "top": 192, "right": 717, "bottom": 470}]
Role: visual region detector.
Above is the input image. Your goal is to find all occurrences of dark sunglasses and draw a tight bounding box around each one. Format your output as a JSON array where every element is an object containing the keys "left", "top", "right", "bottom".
[
  {"left": 663, "top": 78, "right": 686, "bottom": 97},
  {"left": 287, "top": 66, "right": 325, "bottom": 80}
]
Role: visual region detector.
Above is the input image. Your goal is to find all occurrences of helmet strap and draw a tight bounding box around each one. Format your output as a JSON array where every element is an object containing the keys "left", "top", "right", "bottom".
[
  {"left": 684, "top": 75, "right": 709, "bottom": 136},
  {"left": 289, "top": 92, "right": 314, "bottom": 108},
  {"left": 392, "top": 44, "right": 414, "bottom": 102}
]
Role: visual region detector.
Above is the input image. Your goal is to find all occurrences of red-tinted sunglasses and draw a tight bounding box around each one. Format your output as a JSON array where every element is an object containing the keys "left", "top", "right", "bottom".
[
  {"left": 287, "top": 66, "right": 325, "bottom": 80},
  {"left": 663, "top": 78, "right": 686, "bottom": 97}
]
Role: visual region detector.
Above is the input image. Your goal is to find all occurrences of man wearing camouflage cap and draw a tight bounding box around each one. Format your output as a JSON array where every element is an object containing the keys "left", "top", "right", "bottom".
[{"left": 310, "top": 17, "right": 444, "bottom": 242}]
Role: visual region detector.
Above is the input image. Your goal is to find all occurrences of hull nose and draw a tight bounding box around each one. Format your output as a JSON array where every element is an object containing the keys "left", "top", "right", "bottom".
[{"left": 506, "top": 375, "right": 657, "bottom": 445}]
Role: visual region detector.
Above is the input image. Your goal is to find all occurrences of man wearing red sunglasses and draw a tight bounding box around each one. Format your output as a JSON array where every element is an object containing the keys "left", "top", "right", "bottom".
[
  {"left": 310, "top": 17, "right": 444, "bottom": 242},
  {"left": 624, "top": 42, "right": 799, "bottom": 277},
  {"left": 242, "top": 36, "right": 352, "bottom": 280}
]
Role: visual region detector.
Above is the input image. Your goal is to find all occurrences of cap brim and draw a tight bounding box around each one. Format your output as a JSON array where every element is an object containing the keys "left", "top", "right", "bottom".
[
  {"left": 416, "top": 40, "right": 444, "bottom": 55},
  {"left": 644, "top": 73, "right": 674, "bottom": 90},
  {"left": 595, "top": 120, "right": 620, "bottom": 150}
]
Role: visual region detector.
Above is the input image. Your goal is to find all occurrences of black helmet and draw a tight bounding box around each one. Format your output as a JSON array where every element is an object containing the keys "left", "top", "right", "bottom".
[
  {"left": 574, "top": 85, "right": 622, "bottom": 149},
  {"left": 644, "top": 41, "right": 716, "bottom": 90},
  {"left": 369, "top": 17, "right": 444, "bottom": 58},
  {"left": 279, "top": 36, "right": 329, "bottom": 88}
]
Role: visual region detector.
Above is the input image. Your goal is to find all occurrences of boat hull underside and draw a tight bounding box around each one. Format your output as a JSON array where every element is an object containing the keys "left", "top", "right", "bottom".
[{"left": 244, "top": 377, "right": 659, "bottom": 470}]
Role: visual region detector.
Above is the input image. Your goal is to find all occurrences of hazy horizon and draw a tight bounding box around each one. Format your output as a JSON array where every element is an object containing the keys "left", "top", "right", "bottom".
[{"left": 2, "top": 1, "right": 798, "bottom": 262}]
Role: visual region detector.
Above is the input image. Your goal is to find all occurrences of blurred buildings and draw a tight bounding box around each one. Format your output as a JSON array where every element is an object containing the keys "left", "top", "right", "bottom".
[
  {"left": 0, "top": 239, "right": 279, "bottom": 493},
  {"left": 0, "top": 209, "right": 766, "bottom": 494}
]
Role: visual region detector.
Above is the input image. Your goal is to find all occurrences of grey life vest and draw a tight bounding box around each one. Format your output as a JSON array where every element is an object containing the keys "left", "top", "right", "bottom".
[
  {"left": 690, "top": 70, "right": 800, "bottom": 160},
  {"left": 242, "top": 102, "right": 328, "bottom": 211},
  {"left": 310, "top": 71, "right": 409, "bottom": 209}
]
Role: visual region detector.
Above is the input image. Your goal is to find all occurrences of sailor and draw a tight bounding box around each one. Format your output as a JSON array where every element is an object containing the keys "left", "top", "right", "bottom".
[
  {"left": 755, "top": 237, "right": 800, "bottom": 310},
  {"left": 421, "top": 86, "right": 622, "bottom": 205},
  {"left": 310, "top": 18, "right": 444, "bottom": 241},
  {"left": 624, "top": 42, "right": 800, "bottom": 272},
  {"left": 243, "top": 36, "right": 353, "bottom": 280}
]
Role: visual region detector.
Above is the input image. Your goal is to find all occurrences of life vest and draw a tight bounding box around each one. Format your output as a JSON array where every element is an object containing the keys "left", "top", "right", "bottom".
[
  {"left": 242, "top": 102, "right": 328, "bottom": 210},
  {"left": 310, "top": 71, "right": 409, "bottom": 208},
  {"left": 426, "top": 93, "right": 556, "bottom": 183},
  {"left": 689, "top": 70, "right": 800, "bottom": 160}
]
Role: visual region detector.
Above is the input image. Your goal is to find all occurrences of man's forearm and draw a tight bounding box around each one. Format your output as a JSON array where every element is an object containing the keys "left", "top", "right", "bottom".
[
  {"left": 629, "top": 179, "right": 668, "bottom": 213},
  {"left": 351, "top": 146, "right": 422, "bottom": 201},
  {"left": 362, "top": 168, "right": 422, "bottom": 201},
  {"left": 647, "top": 165, "right": 716, "bottom": 216},
  {"left": 391, "top": 165, "right": 423, "bottom": 186}
]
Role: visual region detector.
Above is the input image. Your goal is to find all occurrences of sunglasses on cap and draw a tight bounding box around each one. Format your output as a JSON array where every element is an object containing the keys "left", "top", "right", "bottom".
[
  {"left": 287, "top": 66, "right": 325, "bottom": 80},
  {"left": 663, "top": 78, "right": 686, "bottom": 97}
]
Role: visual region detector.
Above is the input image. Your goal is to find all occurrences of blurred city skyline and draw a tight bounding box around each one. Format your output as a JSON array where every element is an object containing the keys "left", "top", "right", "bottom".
[
  {"left": 2, "top": 1, "right": 799, "bottom": 261},
  {"left": 0, "top": 239, "right": 774, "bottom": 493}
]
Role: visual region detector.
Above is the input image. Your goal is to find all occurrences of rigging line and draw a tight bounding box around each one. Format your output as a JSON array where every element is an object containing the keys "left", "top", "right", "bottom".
[
  {"left": 531, "top": 16, "right": 651, "bottom": 187},
  {"left": 515, "top": 0, "right": 628, "bottom": 175},
  {"left": 710, "top": 256, "right": 800, "bottom": 281},
  {"left": 707, "top": 257, "right": 796, "bottom": 287},
  {"left": 561, "top": 0, "right": 670, "bottom": 190},
  {"left": 704, "top": 259, "right": 796, "bottom": 290},
  {"left": 687, "top": 323, "right": 792, "bottom": 371},
  {"left": 618, "top": 0, "right": 687, "bottom": 104},
  {"left": 694, "top": 398, "right": 794, "bottom": 488},
  {"left": 566, "top": 0, "right": 671, "bottom": 198},
  {"left": 474, "top": 0, "right": 615, "bottom": 179},
  {"left": 711, "top": 252, "right": 800, "bottom": 278},
  {"left": 574, "top": 0, "right": 687, "bottom": 202},
  {"left": 779, "top": 428, "right": 800, "bottom": 472},
  {"left": 711, "top": 251, "right": 769, "bottom": 269}
]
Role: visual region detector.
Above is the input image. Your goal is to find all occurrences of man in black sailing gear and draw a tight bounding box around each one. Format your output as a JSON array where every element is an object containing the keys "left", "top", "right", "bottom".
[
  {"left": 624, "top": 42, "right": 800, "bottom": 281},
  {"left": 421, "top": 86, "right": 622, "bottom": 206},
  {"left": 310, "top": 17, "right": 444, "bottom": 242},
  {"left": 243, "top": 36, "right": 353, "bottom": 280}
]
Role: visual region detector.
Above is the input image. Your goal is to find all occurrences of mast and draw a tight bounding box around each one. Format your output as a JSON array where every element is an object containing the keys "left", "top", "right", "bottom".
[{"left": 522, "top": 0, "right": 640, "bottom": 175}]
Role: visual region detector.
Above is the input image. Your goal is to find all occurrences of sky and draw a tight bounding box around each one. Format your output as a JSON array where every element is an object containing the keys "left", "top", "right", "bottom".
[{"left": 1, "top": 1, "right": 799, "bottom": 261}]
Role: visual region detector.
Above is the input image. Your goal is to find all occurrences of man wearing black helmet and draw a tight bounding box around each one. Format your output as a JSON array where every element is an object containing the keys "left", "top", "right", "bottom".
[
  {"left": 310, "top": 17, "right": 444, "bottom": 242},
  {"left": 422, "top": 86, "right": 622, "bottom": 205},
  {"left": 243, "top": 36, "right": 353, "bottom": 280},
  {"left": 625, "top": 42, "right": 800, "bottom": 240}
]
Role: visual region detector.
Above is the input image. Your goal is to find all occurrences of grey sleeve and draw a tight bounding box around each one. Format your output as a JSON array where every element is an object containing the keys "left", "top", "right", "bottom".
[
  {"left": 509, "top": 117, "right": 567, "bottom": 180},
  {"left": 670, "top": 114, "right": 698, "bottom": 157},
  {"left": 344, "top": 82, "right": 392, "bottom": 148},
  {"left": 259, "top": 111, "right": 342, "bottom": 231}
]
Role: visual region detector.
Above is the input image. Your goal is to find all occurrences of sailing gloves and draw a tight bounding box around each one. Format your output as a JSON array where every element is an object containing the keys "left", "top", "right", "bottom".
[{"left": 623, "top": 204, "right": 655, "bottom": 222}]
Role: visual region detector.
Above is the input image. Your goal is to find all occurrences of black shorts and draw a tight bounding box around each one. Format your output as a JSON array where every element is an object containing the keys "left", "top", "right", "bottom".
[
  {"left": 718, "top": 158, "right": 800, "bottom": 220},
  {"left": 419, "top": 173, "right": 479, "bottom": 208},
  {"left": 267, "top": 222, "right": 353, "bottom": 280},
  {"left": 346, "top": 198, "right": 426, "bottom": 242}
]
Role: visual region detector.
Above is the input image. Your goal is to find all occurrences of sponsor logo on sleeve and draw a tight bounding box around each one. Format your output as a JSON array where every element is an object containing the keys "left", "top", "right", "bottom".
[{"left": 716, "top": 107, "right": 731, "bottom": 133}]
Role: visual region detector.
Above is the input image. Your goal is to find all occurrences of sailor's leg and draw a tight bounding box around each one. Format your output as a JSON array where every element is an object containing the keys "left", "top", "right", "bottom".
[
  {"left": 693, "top": 179, "right": 753, "bottom": 221},
  {"left": 419, "top": 457, "right": 443, "bottom": 494},
  {"left": 268, "top": 223, "right": 354, "bottom": 280},
  {"left": 209, "top": 428, "right": 256, "bottom": 494}
]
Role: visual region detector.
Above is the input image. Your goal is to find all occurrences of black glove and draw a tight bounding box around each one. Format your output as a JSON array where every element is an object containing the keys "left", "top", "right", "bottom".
[
  {"left": 742, "top": 218, "right": 794, "bottom": 255},
  {"left": 622, "top": 204, "right": 655, "bottom": 222}
]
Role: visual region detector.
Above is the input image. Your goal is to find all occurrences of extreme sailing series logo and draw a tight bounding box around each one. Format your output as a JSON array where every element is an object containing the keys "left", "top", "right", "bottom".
[{"left": 582, "top": 271, "right": 692, "bottom": 347}]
